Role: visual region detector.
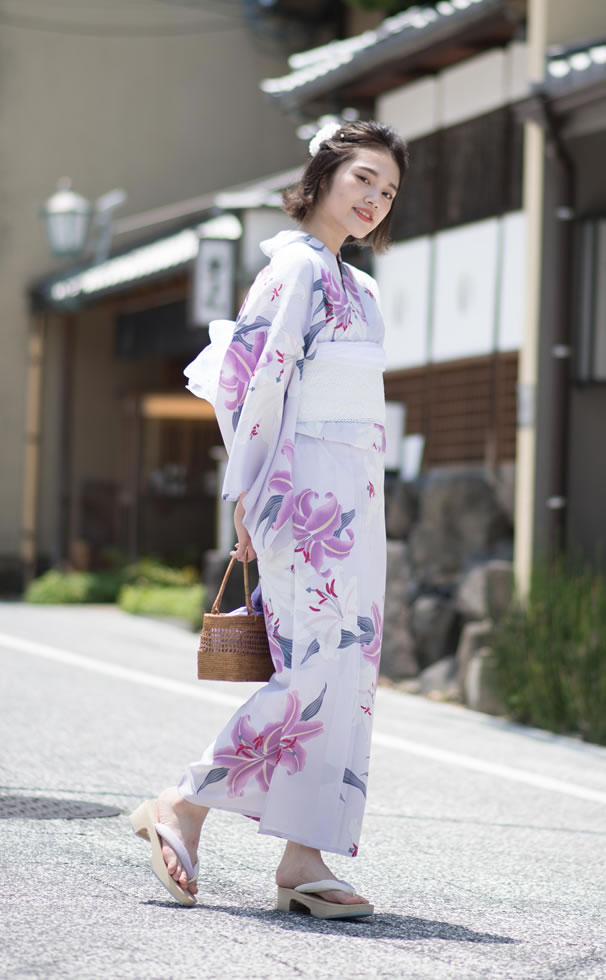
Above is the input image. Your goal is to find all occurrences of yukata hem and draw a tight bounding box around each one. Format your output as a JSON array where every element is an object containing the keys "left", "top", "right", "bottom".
[{"left": 178, "top": 788, "right": 356, "bottom": 857}]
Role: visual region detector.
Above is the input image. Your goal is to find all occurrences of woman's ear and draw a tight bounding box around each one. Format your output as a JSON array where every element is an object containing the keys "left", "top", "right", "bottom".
[{"left": 317, "top": 173, "right": 330, "bottom": 200}]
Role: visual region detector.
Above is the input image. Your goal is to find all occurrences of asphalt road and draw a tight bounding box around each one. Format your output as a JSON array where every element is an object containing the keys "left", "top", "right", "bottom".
[{"left": 1, "top": 602, "right": 605, "bottom": 980}]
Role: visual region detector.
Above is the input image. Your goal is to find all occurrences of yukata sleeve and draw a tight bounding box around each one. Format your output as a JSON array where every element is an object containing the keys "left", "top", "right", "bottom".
[{"left": 186, "top": 246, "right": 316, "bottom": 554}]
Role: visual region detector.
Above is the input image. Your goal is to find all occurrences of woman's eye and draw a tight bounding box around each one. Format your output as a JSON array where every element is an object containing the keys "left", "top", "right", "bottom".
[
  {"left": 383, "top": 192, "right": 393, "bottom": 200},
  {"left": 357, "top": 175, "right": 369, "bottom": 183}
]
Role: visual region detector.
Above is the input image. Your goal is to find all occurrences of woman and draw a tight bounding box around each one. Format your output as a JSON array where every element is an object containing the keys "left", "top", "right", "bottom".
[{"left": 130, "top": 120, "right": 409, "bottom": 918}]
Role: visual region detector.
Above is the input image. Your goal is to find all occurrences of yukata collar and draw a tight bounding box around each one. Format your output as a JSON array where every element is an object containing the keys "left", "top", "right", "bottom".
[{"left": 259, "top": 229, "right": 344, "bottom": 267}]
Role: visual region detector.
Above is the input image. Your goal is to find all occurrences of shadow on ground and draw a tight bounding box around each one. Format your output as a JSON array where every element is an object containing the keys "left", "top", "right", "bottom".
[{"left": 143, "top": 900, "right": 519, "bottom": 944}]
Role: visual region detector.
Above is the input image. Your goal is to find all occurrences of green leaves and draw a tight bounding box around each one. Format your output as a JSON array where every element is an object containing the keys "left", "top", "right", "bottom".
[{"left": 490, "top": 556, "right": 606, "bottom": 745}]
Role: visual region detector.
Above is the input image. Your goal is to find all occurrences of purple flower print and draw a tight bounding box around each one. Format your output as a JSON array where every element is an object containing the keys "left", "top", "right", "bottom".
[
  {"left": 220, "top": 331, "right": 267, "bottom": 412},
  {"left": 266, "top": 439, "right": 294, "bottom": 531},
  {"left": 361, "top": 601, "right": 383, "bottom": 666},
  {"left": 321, "top": 269, "right": 352, "bottom": 335},
  {"left": 337, "top": 601, "right": 383, "bottom": 674},
  {"left": 293, "top": 490, "right": 355, "bottom": 573},
  {"left": 207, "top": 689, "right": 326, "bottom": 798},
  {"left": 372, "top": 425, "right": 387, "bottom": 454}
]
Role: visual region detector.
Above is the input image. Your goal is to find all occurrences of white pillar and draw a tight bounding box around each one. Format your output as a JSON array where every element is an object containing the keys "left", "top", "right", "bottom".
[{"left": 513, "top": 0, "right": 548, "bottom": 599}]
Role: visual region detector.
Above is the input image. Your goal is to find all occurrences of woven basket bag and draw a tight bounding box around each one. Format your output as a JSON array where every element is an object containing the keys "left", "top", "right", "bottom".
[{"left": 197, "top": 555, "right": 274, "bottom": 682}]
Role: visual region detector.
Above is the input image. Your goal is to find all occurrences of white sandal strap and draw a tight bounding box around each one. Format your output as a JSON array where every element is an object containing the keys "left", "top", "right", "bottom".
[
  {"left": 294, "top": 879, "right": 355, "bottom": 895},
  {"left": 154, "top": 823, "right": 199, "bottom": 882}
]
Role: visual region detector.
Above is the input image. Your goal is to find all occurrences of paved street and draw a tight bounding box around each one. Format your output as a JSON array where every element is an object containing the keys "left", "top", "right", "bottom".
[{"left": 1, "top": 602, "right": 605, "bottom": 980}]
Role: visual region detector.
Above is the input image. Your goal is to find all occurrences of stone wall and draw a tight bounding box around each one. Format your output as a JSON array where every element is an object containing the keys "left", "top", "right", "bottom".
[{"left": 381, "top": 466, "right": 514, "bottom": 715}]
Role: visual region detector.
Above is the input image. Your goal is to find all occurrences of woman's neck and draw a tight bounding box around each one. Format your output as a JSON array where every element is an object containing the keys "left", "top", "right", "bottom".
[{"left": 298, "top": 216, "right": 345, "bottom": 257}]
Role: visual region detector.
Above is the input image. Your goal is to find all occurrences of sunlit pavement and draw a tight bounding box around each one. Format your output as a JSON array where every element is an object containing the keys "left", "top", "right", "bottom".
[{"left": 1, "top": 602, "right": 606, "bottom": 980}]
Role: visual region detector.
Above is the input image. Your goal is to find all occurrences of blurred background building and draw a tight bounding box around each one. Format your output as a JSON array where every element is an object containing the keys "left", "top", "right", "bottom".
[
  {"left": 2, "top": 0, "right": 339, "bottom": 587},
  {"left": 2, "top": 0, "right": 606, "bottom": 596}
]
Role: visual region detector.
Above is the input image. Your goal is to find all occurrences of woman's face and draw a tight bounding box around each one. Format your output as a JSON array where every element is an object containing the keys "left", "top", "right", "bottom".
[{"left": 318, "top": 147, "right": 400, "bottom": 241}]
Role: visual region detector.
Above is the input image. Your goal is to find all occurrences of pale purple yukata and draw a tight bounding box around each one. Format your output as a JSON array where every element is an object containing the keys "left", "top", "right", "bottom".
[{"left": 179, "top": 230, "right": 386, "bottom": 857}]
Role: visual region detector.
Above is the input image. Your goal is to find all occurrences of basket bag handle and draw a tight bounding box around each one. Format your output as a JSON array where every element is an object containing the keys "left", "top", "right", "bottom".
[{"left": 210, "top": 555, "right": 255, "bottom": 615}]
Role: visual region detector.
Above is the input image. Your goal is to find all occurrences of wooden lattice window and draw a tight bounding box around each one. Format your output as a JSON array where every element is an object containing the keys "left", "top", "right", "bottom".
[
  {"left": 384, "top": 352, "right": 518, "bottom": 466},
  {"left": 391, "top": 107, "right": 523, "bottom": 243}
]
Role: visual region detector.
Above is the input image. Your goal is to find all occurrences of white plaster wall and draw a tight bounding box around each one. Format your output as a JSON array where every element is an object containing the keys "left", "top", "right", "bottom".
[
  {"left": 431, "top": 218, "right": 499, "bottom": 362},
  {"left": 374, "top": 237, "right": 431, "bottom": 370},
  {"left": 439, "top": 49, "right": 507, "bottom": 128},
  {"left": 377, "top": 215, "right": 526, "bottom": 366},
  {"left": 377, "top": 77, "right": 439, "bottom": 143},
  {"left": 377, "top": 42, "right": 530, "bottom": 142},
  {"left": 498, "top": 211, "right": 527, "bottom": 352},
  {"left": 506, "top": 41, "right": 531, "bottom": 102}
]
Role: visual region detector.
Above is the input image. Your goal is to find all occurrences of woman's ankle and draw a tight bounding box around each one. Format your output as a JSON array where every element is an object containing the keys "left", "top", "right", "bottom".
[
  {"left": 282, "top": 841, "right": 321, "bottom": 860},
  {"left": 158, "top": 787, "right": 209, "bottom": 827}
]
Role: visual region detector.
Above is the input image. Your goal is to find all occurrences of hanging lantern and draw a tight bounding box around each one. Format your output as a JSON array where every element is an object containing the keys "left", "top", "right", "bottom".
[{"left": 41, "top": 178, "right": 91, "bottom": 259}]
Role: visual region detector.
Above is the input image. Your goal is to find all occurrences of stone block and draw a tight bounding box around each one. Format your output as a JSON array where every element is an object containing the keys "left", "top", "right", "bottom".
[
  {"left": 456, "top": 565, "right": 488, "bottom": 620},
  {"left": 455, "top": 618, "right": 493, "bottom": 693},
  {"left": 385, "top": 479, "right": 419, "bottom": 539},
  {"left": 463, "top": 647, "right": 507, "bottom": 716},
  {"left": 485, "top": 561, "right": 514, "bottom": 622},
  {"left": 411, "top": 471, "right": 513, "bottom": 582},
  {"left": 382, "top": 539, "right": 419, "bottom": 679},
  {"left": 417, "top": 655, "right": 459, "bottom": 700},
  {"left": 410, "top": 594, "right": 460, "bottom": 668},
  {"left": 408, "top": 523, "right": 461, "bottom": 583},
  {"left": 456, "top": 560, "right": 514, "bottom": 622}
]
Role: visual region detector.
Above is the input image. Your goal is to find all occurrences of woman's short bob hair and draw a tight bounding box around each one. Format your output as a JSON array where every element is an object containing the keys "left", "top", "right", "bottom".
[{"left": 282, "top": 120, "right": 409, "bottom": 255}]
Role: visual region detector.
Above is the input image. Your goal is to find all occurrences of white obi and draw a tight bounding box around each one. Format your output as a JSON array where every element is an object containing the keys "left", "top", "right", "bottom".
[{"left": 297, "top": 341, "right": 386, "bottom": 425}]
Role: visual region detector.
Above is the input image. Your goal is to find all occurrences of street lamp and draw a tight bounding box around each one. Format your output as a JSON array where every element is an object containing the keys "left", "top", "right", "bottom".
[
  {"left": 41, "top": 178, "right": 92, "bottom": 259},
  {"left": 41, "top": 179, "right": 127, "bottom": 263}
]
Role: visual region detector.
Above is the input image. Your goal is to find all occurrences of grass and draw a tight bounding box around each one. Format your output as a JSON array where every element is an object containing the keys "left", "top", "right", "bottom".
[
  {"left": 118, "top": 583, "right": 205, "bottom": 630},
  {"left": 490, "top": 556, "right": 606, "bottom": 745},
  {"left": 24, "top": 557, "right": 205, "bottom": 630}
]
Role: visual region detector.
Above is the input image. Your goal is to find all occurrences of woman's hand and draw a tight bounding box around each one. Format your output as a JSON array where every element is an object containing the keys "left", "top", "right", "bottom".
[{"left": 230, "top": 493, "right": 257, "bottom": 562}]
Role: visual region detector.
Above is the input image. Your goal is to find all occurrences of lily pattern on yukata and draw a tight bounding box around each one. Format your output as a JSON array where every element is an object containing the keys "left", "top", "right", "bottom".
[{"left": 180, "top": 230, "right": 387, "bottom": 857}]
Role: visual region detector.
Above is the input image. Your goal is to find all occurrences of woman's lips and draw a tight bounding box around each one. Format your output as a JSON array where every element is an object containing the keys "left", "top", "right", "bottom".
[{"left": 353, "top": 207, "right": 373, "bottom": 224}]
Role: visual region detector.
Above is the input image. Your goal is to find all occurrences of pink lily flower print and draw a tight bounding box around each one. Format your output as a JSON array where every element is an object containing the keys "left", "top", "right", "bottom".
[
  {"left": 293, "top": 489, "right": 355, "bottom": 574},
  {"left": 360, "top": 601, "right": 383, "bottom": 669},
  {"left": 220, "top": 330, "right": 267, "bottom": 414},
  {"left": 198, "top": 686, "right": 327, "bottom": 798},
  {"left": 321, "top": 269, "right": 352, "bottom": 335},
  {"left": 254, "top": 439, "right": 295, "bottom": 546},
  {"left": 267, "top": 440, "right": 294, "bottom": 532},
  {"left": 337, "top": 599, "right": 383, "bottom": 676}
]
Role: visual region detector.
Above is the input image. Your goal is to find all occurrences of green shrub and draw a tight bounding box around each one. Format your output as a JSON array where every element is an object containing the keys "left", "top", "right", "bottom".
[
  {"left": 121, "top": 558, "right": 199, "bottom": 588},
  {"left": 24, "top": 569, "right": 124, "bottom": 604},
  {"left": 24, "top": 558, "right": 201, "bottom": 608},
  {"left": 491, "top": 557, "right": 606, "bottom": 745},
  {"left": 118, "top": 584, "right": 205, "bottom": 629}
]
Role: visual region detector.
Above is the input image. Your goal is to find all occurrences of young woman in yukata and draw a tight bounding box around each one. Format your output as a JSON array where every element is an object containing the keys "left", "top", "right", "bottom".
[{"left": 130, "top": 119, "right": 409, "bottom": 919}]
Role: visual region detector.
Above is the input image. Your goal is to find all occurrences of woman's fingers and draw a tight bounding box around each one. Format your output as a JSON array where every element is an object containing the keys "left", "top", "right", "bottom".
[{"left": 230, "top": 540, "right": 257, "bottom": 561}]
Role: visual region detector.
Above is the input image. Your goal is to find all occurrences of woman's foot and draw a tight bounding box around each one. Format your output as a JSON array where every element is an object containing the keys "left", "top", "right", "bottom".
[
  {"left": 275, "top": 841, "right": 369, "bottom": 905},
  {"left": 155, "top": 787, "right": 209, "bottom": 896}
]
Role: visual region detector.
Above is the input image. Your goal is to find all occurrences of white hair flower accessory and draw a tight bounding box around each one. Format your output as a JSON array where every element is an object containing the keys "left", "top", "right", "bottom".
[{"left": 309, "top": 121, "right": 344, "bottom": 157}]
